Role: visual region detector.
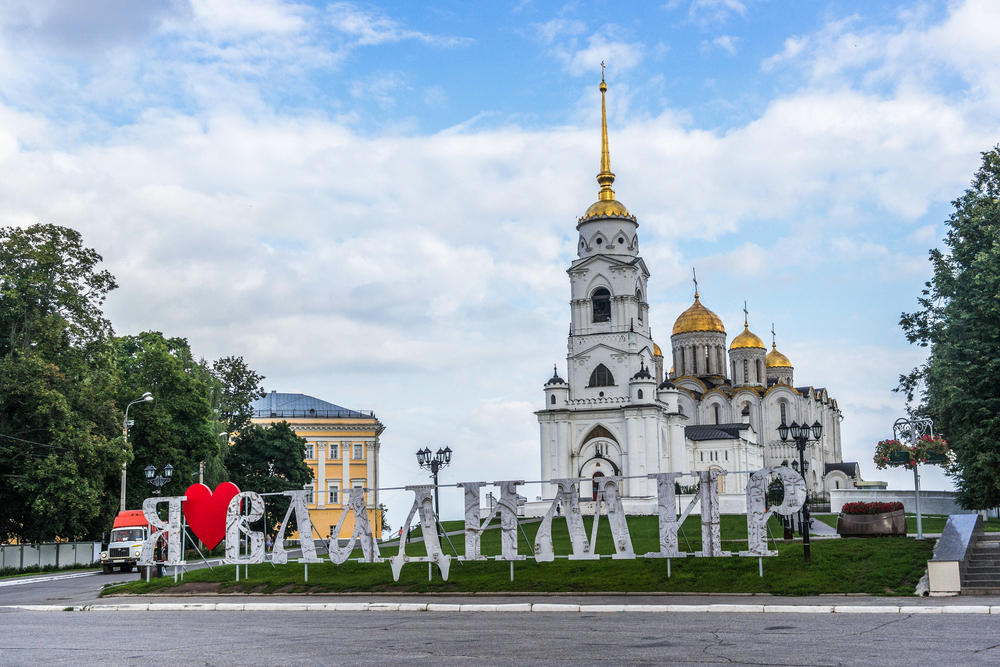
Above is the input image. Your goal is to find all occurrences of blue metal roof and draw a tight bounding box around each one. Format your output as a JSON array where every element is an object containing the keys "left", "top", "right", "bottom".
[{"left": 251, "top": 391, "right": 372, "bottom": 419}]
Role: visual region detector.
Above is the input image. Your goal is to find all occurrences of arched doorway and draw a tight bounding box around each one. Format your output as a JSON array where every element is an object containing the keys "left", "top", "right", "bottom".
[{"left": 592, "top": 471, "right": 605, "bottom": 501}]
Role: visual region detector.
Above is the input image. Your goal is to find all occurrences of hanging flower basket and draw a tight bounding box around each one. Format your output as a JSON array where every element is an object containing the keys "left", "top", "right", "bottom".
[
  {"left": 873, "top": 436, "right": 951, "bottom": 470},
  {"left": 888, "top": 451, "right": 911, "bottom": 463}
]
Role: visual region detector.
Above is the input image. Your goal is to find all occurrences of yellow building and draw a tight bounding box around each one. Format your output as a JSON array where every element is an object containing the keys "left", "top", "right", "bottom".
[{"left": 251, "top": 391, "right": 383, "bottom": 541}]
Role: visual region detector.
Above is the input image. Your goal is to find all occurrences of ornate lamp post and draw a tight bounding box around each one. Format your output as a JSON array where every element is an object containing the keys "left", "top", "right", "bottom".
[
  {"left": 778, "top": 419, "right": 823, "bottom": 563},
  {"left": 416, "top": 446, "right": 452, "bottom": 522},
  {"left": 144, "top": 464, "right": 174, "bottom": 496},
  {"left": 121, "top": 392, "right": 154, "bottom": 511},
  {"left": 892, "top": 417, "right": 936, "bottom": 540}
]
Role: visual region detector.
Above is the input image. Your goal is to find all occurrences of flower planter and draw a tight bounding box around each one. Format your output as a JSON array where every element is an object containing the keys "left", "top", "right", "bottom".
[
  {"left": 887, "top": 451, "right": 911, "bottom": 464},
  {"left": 925, "top": 453, "right": 947, "bottom": 463},
  {"left": 836, "top": 509, "right": 907, "bottom": 537}
]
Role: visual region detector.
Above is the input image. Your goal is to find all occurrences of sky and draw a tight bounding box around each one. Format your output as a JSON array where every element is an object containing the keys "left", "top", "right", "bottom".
[{"left": 1, "top": 0, "right": 997, "bottom": 523}]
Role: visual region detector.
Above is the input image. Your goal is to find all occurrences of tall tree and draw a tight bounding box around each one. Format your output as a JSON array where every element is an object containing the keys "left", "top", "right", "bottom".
[
  {"left": 899, "top": 146, "right": 1000, "bottom": 510},
  {"left": 212, "top": 356, "right": 265, "bottom": 434},
  {"left": 226, "top": 422, "right": 312, "bottom": 535}
]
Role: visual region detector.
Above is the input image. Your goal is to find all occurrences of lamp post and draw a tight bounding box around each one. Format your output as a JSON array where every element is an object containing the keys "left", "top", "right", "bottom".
[
  {"left": 416, "top": 446, "right": 452, "bottom": 524},
  {"left": 778, "top": 419, "right": 823, "bottom": 563},
  {"left": 893, "top": 417, "right": 935, "bottom": 540},
  {"left": 121, "top": 392, "right": 154, "bottom": 512},
  {"left": 144, "top": 464, "right": 174, "bottom": 495}
]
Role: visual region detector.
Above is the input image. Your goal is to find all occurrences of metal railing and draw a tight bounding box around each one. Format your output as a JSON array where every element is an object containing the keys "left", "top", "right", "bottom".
[{"left": 253, "top": 409, "right": 375, "bottom": 419}]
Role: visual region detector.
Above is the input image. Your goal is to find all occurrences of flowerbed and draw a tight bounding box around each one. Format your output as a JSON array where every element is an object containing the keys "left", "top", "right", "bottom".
[{"left": 841, "top": 501, "right": 904, "bottom": 516}]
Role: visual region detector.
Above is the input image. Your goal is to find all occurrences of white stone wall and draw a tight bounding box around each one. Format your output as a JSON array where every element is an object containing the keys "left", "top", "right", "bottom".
[{"left": 829, "top": 490, "right": 976, "bottom": 515}]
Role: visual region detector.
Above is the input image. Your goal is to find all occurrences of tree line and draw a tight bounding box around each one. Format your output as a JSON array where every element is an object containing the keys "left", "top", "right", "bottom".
[{"left": 0, "top": 224, "right": 312, "bottom": 543}]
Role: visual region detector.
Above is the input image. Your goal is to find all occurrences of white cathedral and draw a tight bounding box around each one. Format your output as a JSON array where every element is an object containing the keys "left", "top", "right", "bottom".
[{"left": 535, "top": 77, "right": 859, "bottom": 508}]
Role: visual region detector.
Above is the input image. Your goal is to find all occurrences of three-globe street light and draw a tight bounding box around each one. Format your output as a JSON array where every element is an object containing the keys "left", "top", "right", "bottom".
[
  {"left": 121, "top": 392, "right": 154, "bottom": 512},
  {"left": 416, "top": 446, "right": 453, "bottom": 524},
  {"left": 778, "top": 419, "right": 823, "bottom": 564},
  {"left": 144, "top": 464, "right": 174, "bottom": 495}
]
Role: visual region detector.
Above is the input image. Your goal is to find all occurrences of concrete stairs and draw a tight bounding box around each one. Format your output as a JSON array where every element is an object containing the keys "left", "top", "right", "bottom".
[{"left": 962, "top": 536, "right": 1000, "bottom": 595}]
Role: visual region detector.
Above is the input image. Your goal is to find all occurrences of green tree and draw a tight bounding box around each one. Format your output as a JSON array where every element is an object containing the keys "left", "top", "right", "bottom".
[
  {"left": 115, "top": 332, "right": 219, "bottom": 510},
  {"left": 226, "top": 422, "right": 312, "bottom": 536},
  {"left": 899, "top": 145, "right": 1000, "bottom": 510},
  {"left": 212, "top": 356, "right": 265, "bottom": 434}
]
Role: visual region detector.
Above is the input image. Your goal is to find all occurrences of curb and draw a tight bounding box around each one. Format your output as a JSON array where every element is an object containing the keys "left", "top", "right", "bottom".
[{"left": 4, "top": 603, "right": 999, "bottom": 614}]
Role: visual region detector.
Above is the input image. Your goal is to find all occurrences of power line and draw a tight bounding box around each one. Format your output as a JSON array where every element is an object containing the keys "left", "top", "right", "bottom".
[{"left": 0, "top": 433, "right": 65, "bottom": 449}]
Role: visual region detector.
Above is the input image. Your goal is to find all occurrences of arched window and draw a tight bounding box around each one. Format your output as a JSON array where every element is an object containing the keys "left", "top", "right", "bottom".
[
  {"left": 705, "top": 347, "right": 711, "bottom": 373},
  {"left": 756, "top": 359, "right": 762, "bottom": 383},
  {"left": 591, "top": 288, "right": 611, "bottom": 322},
  {"left": 550, "top": 394, "right": 555, "bottom": 405},
  {"left": 743, "top": 359, "right": 749, "bottom": 383},
  {"left": 713, "top": 405, "right": 720, "bottom": 424},
  {"left": 693, "top": 347, "right": 698, "bottom": 374},
  {"left": 637, "top": 389, "right": 644, "bottom": 400},
  {"left": 780, "top": 402, "right": 787, "bottom": 425},
  {"left": 588, "top": 364, "right": 614, "bottom": 387},
  {"left": 635, "top": 288, "right": 643, "bottom": 322}
]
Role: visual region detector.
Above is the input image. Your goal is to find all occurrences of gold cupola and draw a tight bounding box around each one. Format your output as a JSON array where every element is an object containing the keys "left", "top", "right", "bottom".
[
  {"left": 672, "top": 292, "right": 726, "bottom": 335},
  {"left": 579, "top": 72, "right": 635, "bottom": 223},
  {"left": 730, "top": 311, "right": 766, "bottom": 350},
  {"left": 766, "top": 343, "right": 793, "bottom": 368}
]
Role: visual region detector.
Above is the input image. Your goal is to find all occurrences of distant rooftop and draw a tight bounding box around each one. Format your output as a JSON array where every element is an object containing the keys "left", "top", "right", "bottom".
[
  {"left": 685, "top": 423, "right": 751, "bottom": 442},
  {"left": 251, "top": 391, "right": 373, "bottom": 419}
]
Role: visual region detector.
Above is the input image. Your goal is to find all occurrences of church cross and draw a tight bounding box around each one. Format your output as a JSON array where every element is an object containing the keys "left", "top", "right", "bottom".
[
  {"left": 601, "top": 60, "right": 605, "bottom": 82},
  {"left": 743, "top": 301, "right": 748, "bottom": 328},
  {"left": 692, "top": 267, "right": 698, "bottom": 297},
  {"left": 771, "top": 323, "right": 776, "bottom": 347}
]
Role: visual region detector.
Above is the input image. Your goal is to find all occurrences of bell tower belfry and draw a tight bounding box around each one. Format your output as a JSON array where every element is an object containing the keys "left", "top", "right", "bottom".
[{"left": 536, "top": 72, "right": 686, "bottom": 502}]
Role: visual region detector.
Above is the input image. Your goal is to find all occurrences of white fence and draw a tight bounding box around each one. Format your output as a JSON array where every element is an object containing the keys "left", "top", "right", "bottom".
[
  {"left": 830, "top": 489, "right": 978, "bottom": 515},
  {"left": 0, "top": 542, "right": 101, "bottom": 571}
]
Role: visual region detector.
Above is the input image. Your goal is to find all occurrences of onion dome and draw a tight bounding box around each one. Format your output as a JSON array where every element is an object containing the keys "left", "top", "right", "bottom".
[
  {"left": 653, "top": 342, "right": 663, "bottom": 357},
  {"left": 730, "top": 326, "right": 766, "bottom": 350},
  {"left": 741, "top": 405, "right": 751, "bottom": 417},
  {"left": 766, "top": 343, "right": 792, "bottom": 368},
  {"left": 578, "top": 75, "right": 636, "bottom": 224},
  {"left": 632, "top": 362, "right": 654, "bottom": 380},
  {"left": 545, "top": 365, "right": 566, "bottom": 385},
  {"left": 672, "top": 293, "right": 725, "bottom": 335},
  {"left": 658, "top": 378, "right": 676, "bottom": 390}
]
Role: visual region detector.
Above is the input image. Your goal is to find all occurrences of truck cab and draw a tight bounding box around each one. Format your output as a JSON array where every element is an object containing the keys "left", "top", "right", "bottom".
[{"left": 100, "top": 510, "right": 151, "bottom": 574}]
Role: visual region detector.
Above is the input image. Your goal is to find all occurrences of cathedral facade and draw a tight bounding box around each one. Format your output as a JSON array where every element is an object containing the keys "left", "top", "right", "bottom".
[{"left": 535, "top": 78, "right": 857, "bottom": 507}]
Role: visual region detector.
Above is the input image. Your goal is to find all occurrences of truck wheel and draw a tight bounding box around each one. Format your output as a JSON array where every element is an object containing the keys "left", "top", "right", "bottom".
[
  {"left": 102, "top": 564, "right": 113, "bottom": 574},
  {"left": 120, "top": 564, "right": 133, "bottom": 573}
]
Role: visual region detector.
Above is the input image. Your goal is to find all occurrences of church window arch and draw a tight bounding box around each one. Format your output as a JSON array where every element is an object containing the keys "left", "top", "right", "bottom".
[
  {"left": 705, "top": 346, "right": 710, "bottom": 373},
  {"left": 589, "top": 364, "right": 615, "bottom": 387},
  {"left": 550, "top": 394, "right": 555, "bottom": 405},
  {"left": 756, "top": 359, "right": 762, "bottom": 383},
  {"left": 591, "top": 288, "right": 611, "bottom": 322},
  {"left": 780, "top": 402, "right": 787, "bottom": 425},
  {"left": 637, "top": 389, "right": 644, "bottom": 400},
  {"left": 713, "top": 405, "right": 720, "bottom": 424},
  {"left": 743, "top": 359, "right": 749, "bottom": 383},
  {"left": 693, "top": 347, "right": 698, "bottom": 374},
  {"left": 636, "top": 288, "right": 643, "bottom": 322}
]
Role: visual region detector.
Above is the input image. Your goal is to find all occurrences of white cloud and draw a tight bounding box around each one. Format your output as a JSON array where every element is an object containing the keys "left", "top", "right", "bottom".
[
  {"left": 327, "top": 2, "right": 471, "bottom": 48},
  {"left": 711, "top": 34, "right": 739, "bottom": 55},
  {"left": 688, "top": 0, "right": 747, "bottom": 24},
  {"left": 557, "top": 31, "right": 645, "bottom": 76}
]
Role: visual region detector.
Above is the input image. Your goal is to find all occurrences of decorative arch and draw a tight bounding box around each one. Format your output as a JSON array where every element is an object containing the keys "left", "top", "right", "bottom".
[
  {"left": 588, "top": 363, "right": 615, "bottom": 387},
  {"left": 590, "top": 287, "right": 611, "bottom": 323}
]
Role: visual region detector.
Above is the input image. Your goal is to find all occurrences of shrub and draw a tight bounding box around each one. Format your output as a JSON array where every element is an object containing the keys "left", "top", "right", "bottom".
[{"left": 840, "top": 501, "right": 904, "bottom": 515}]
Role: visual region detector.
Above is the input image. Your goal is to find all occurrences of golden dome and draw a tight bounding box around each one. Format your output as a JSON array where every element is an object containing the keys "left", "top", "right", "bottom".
[
  {"left": 653, "top": 342, "right": 663, "bottom": 357},
  {"left": 672, "top": 295, "right": 726, "bottom": 335},
  {"left": 580, "top": 198, "right": 633, "bottom": 222},
  {"left": 730, "top": 326, "right": 766, "bottom": 350},
  {"left": 766, "top": 343, "right": 792, "bottom": 368}
]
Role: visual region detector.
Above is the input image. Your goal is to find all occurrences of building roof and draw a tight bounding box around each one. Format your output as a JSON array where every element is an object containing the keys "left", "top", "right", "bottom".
[
  {"left": 685, "top": 423, "right": 752, "bottom": 441},
  {"left": 730, "top": 325, "right": 766, "bottom": 350},
  {"left": 672, "top": 294, "right": 725, "bottom": 335},
  {"left": 825, "top": 462, "right": 860, "bottom": 478},
  {"left": 251, "top": 391, "right": 373, "bottom": 419}
]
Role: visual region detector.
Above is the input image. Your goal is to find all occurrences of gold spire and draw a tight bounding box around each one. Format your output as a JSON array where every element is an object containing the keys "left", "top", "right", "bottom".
[{"left": 597, "top": 61, "right": 615, "bottom": 202}]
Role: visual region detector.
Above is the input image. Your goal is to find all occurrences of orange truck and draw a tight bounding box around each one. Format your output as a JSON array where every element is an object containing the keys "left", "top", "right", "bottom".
[{"left": 100, "top": 510, "right": 151, "bottom": 574}]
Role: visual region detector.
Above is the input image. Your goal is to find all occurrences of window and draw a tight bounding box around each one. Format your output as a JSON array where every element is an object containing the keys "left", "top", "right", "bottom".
[
  {"left": 304, "top": 485, "right": 314, "bottom": 503},
  {"left": 780, "top": 403, "right": 787, "bottom": 425},
  {"left": 353, "top": 444, "right": 363, "bottom": 460},
  {"left": 588, "top": 364, "right": 615, "bottom": 387},
  {"left": 304, "top": 443, "right": 315, "bottom": 459},
  {"left": 636, "top": 289, "right": 643, "bottom": 322},
  {"left": 756, "top": 359, "right": 762, "bottom": 382},
  {"left": 693, "top": 348, "right": 698, "bottom": 375},
  {"left": 328, "top": 484, "right": 339, "bottom": 504},
  {"left": 637, "top": 389, "right": 643, "bottom": 400},
  {"left": 595, "top": 237, "right": 603, "bottom": 246},
  {"left": 705, "top": 347, "right": 710, "bottom": 373},
  {"left": 594, "top": 442, "right": 608, "bottom": 457},
  {"left": 743, "top": 359, "right": 749, "bottom": 383},
  {"left": 550, "top": 394, "right": 556, "bottom": 405},
  {"left": 591, "top": 288, "right": 611, "bottom": 322},
  {"left": 713, "top": 405, "right": 720, "bottom": 424},
  {"left": 618, "top": 236, "right": 625, "bottom": 244},
  {"left": 700, "top": 452, "right": 704, "bottom": 462},
  {"left": 330, "top": 442, "right": 339, "bottom": 459},
  {"left": 725, "top": 451, "right": 728, "bottom": 461}
]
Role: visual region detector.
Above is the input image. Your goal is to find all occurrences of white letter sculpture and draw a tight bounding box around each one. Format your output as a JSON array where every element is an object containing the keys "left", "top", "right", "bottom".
[
  {"left": 139, "top": 495, "right": 186, "bottom": 566},
  {"left": 594, "top": 476, "right": 635, "bottom": 559},
  {"left": 458, "top": 482, "right": 489, "bottom": 561},
  {"left": 328, "top": 487, "right": 383, "bottom": 564},
  {"left": 494, "top": 480, "right": 526, "bottom": 561},
  {"left": 390, "top": 485, "right": 450, "bottom": 581},
  {"left": 695, "top": 470, "right": 730, "bottom": 557},
  {"left": 644, "top": 472, "right": 696, "bottom": 559},
  {"left": 224, "top": 492, "right": 265, "bottom": 565},
  {"left": 272, "top": 490, "right": 323, "bottom": 565},
  {"left": 740, "top": 467, "right": 806, "bottom": 557},
  {"left": 533, "top": 478, "right": 594, "bottom": 562}
]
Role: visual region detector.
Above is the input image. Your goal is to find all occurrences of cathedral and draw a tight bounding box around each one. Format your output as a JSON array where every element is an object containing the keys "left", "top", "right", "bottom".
[{"left": 535, "top": 76, "right": 858, "bottom": 509}]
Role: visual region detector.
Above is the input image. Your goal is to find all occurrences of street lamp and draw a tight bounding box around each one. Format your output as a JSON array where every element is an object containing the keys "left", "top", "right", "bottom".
[
  {"left": 145, "top": 464, "right": 174, "bottom": 495},
  {"left": 121, "top": 392, "right": 154, "bottom": 512},
  {"left": 416, "top": 446, "right": 452, "bottom": 524},
  {"left": 778, "top": 419, "right": 823, "bottom": 563}
]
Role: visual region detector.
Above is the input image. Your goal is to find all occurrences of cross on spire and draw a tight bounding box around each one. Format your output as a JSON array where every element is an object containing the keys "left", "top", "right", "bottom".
[
  {"left": 601, "top": 60, "right": 605, "bottom": 82},
  {"left": 743, "top": 301, "right": 749, "bottom": 328},
  {"left": 692, "top": 267, "right": 699, "bottom": 299},
  {"left": 771, "top": 323, "right": 776, "bottom": 347}
]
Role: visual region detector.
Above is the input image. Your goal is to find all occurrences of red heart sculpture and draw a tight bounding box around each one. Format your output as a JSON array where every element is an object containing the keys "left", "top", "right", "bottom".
[{"left": 183, "top": 482, "right": 240, "bottom": 550}]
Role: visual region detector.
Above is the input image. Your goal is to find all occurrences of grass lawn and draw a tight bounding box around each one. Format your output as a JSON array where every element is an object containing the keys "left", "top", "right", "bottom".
[
  {"left": 813, "top": 514, "right": 1000, "bottom": 534},
  {"left": 105, "top": 515, "right": 934, "bottom": 597}
]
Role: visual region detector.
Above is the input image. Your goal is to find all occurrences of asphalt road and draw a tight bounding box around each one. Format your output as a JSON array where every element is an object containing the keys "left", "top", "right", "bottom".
[{"left": 2, "top": 607, "right": 1000, "bottom": 666}]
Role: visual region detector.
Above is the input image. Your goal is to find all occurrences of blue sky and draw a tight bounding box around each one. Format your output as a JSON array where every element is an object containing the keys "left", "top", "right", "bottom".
[{"left": 1, "top": 0, "right": 998, "bottom": 520}]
